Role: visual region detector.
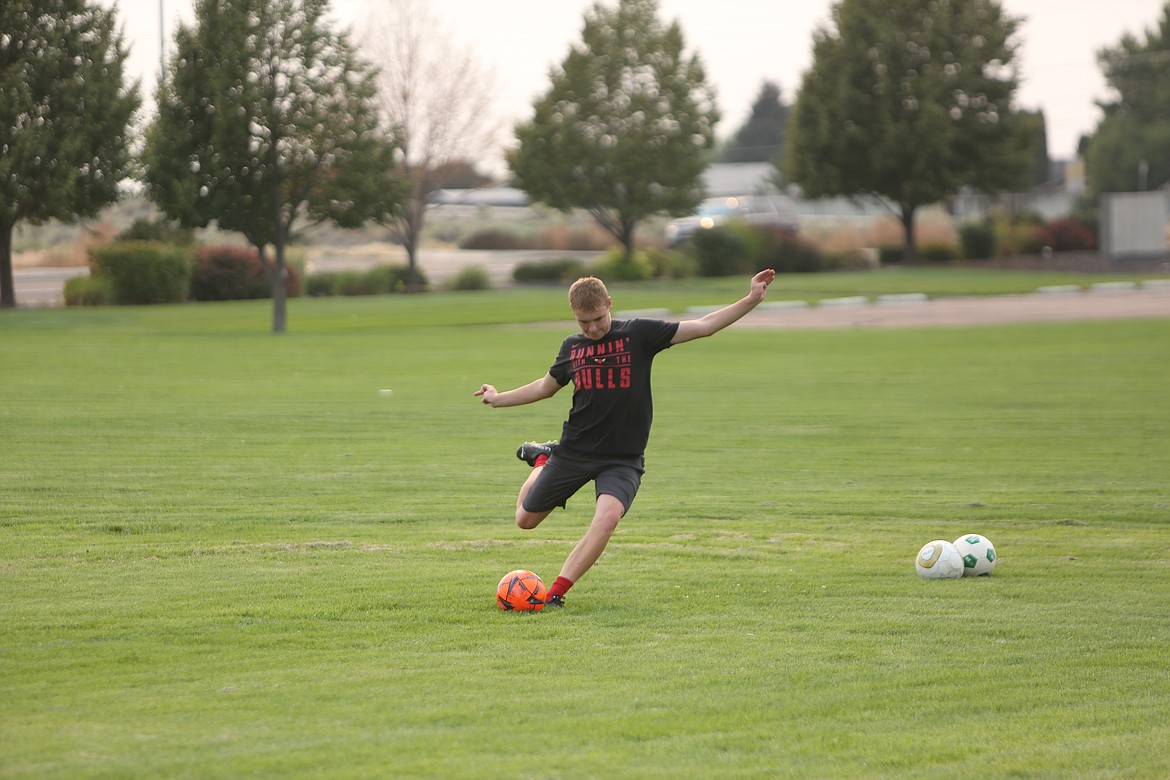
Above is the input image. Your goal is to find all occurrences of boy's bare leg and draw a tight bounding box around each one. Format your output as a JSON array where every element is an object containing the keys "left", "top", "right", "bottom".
[
  {"left": 556, "top": 494, "right": 625, "bottom": 583},
  {"left": 516, "top": 466, "right": 552, "bottom": 529}
]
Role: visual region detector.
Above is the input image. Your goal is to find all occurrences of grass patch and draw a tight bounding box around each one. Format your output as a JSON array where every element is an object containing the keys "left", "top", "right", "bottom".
[{"left": 2, "top": 290, "right": 1169, "bottom": 778}]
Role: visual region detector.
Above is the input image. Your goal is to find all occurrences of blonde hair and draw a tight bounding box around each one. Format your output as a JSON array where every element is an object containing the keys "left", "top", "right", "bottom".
[{"left": 568, "top": 276, "right": 610, "bottom": 311}]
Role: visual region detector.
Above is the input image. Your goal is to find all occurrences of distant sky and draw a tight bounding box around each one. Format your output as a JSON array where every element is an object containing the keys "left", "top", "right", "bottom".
[{"left": 101, "top": 0, "right": 1166, "bottom": 168}]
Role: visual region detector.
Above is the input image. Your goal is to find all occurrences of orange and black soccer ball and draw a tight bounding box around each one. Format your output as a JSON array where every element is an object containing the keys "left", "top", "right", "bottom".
[{"left": 496, "top": 569, "right": 547, "bottom": 611}]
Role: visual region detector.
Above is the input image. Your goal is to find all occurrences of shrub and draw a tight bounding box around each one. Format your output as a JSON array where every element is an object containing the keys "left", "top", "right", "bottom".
[
  {"left": 459, "top": 228, "right": 526, "bottom": 250},
  {"left": 512, "top": 257, "right": 587, "bottom": 284},
  {"left": 591, "top": 249, "right": 653, "bottom": 282},
  {"left": 63, "top": 274, "right": 115, "bottom": 306},
  {"left": 643, "top": 247, "right": 697, "bottom": 279},
  {"left": 1004, "top": 222, "right": 1046, "bottom": 256},
  {"left": 334, "top": 269, "right": 384, "bottom": 296},
  {"left": 449, "top": 265, "right": 492, "bottom": 291},
  {"left": 880, "top": 243, "right": 956, "bottom": 264},
  {"left": 987, "top": 212, "right": 1046, "bottom": 257},
  {"left": 89, "top": 241, "right": 192, "bottom": 305},
  {"left": 761, "top": 228, "right": 826, "bottom": 273},
  {"left": 920, "top": 242, "right": 959, "bottom": 263},
  {"left": 1014, "top": 210, "right": 1046, "bottom": 228},
  {"left": 310, "top": 264, "right": 426, "bottom": 296},
  {"left": 368, "top": 264, "right": 427, "bottom": 293},
  {"left": 305, "top": 273, "right": 339, "bottom": 297},
  {"left": 693, "top": 223, "right": 827, "bottom": 276},
  {"left": 1042, "top": 218, "right": 1097, "bottom": 252},
  {"left": 190, "top": 245, "right": 301, "bottom": 301},
  {"left": 959, "top": 222, "right": 996, "bottom": 260},
  {"left": 823, "top": 251, "right": 866, "bottom": 271},
  {"left": 692, "top": 225, "right": 750, "bottom": 277}
]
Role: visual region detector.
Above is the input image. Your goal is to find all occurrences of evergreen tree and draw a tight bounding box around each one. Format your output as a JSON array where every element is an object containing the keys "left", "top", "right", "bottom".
[
  {"left": 142, "top": 0, "right": 403, "bottom": 332},
  {"left": 1017, "top": 109, "right": 1051, "bottom": 188},
  {"left": 722, "top": 81, "right": 789, "bottom": 165},
  {"left": 508, "top": 0, "right": 718, "bottom": 256},
  {"left": 0, "top": 0, "right": 139, "bottom": 308},
  {"left": 1087, "top": 2, "right": 1170, "bottom": 193},
  {"left": 784, "top": 0, "right": 1030, "bottom": 262}
]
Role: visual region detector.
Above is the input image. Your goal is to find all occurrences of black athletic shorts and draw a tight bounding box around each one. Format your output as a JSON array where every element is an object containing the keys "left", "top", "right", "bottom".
[{"left": 521, "top": 447, "right": 645, "bottom": 515}]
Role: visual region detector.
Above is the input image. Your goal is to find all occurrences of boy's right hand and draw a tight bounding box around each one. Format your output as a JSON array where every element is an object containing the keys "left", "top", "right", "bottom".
[{"left": 474, "top": 384, "right": 498, "bottom": 405}]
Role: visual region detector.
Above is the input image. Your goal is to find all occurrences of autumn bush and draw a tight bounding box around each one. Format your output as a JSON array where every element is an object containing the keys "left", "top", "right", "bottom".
[
  {"left": 189, "top": 245, "right": 301, "bottom": 301},
  {"left": 1042, "top": 218, "right": 1097, "bottom": 252}
]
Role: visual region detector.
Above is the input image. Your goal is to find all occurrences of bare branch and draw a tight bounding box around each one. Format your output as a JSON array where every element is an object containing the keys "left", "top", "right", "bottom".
[{"left": 354, "top": 0, "right": 501, "bottom": 287}]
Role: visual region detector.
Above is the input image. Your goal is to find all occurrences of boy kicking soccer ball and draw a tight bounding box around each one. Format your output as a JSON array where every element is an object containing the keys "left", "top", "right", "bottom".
[{"left": 475, "top": 269, "right": 775, "bottom": 608}]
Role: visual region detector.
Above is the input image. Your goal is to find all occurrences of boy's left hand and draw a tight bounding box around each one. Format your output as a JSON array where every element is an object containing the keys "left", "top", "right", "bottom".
[{"left": 751, "top": 269, "right": 776, "bottom": 301}]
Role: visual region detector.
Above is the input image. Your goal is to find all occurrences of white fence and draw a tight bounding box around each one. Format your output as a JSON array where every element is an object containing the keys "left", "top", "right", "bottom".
[{"left": 1100, "top": 191, "right": 1169, "bottom": 257}]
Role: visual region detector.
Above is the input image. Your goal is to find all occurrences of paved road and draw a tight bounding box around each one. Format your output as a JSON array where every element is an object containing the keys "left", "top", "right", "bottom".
[
  {"left": 10, "top": 266, "right": 89, "bottom": 307},
  {"left": 735, "top": 285, "right": 1170, "bottom": 329}
]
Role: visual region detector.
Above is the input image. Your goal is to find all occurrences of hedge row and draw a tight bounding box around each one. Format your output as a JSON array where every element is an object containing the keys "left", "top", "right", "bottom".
[
  {"left": 304, "top": 264, "right": 428, "bottom": 296},
  {"left": 953, "top": 215, "right": 1097, "bottom": 262},
  {"left": 69, "top": 243, "right": 304, "bottom": 306},
  {"left": 511, "top": 225, "right": 844, "bottom": 285},
  {"left": 87, "top": 242, "right": 192, "bottom": 305}
]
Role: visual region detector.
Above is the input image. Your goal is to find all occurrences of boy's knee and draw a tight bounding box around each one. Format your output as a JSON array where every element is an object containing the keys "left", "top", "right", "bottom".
[
  {"left": 593, "top": 506, "right": 623, "bottom": 534},
  {"left": 599, "top": 492, "right": 626, "bottom": 516},
  {"left": 516, "top": 510, "right": 545, "bottom": 530}
]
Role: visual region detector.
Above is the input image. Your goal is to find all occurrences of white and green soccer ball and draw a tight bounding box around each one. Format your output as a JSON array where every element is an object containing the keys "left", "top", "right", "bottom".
[
  {"left": 953, "top": 533, "right": 997, "bottom": 577},
  {"left": 915, "top": 540, "right": 964, "bottom": 579}
]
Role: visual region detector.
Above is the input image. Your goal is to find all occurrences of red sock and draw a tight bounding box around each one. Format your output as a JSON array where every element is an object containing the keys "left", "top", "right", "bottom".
[
  {"left": 534, "top": 454, "right": 550, "bottom": 468},
  {"left": 547, "top": 576, "right": 574, "bottom": 599}
]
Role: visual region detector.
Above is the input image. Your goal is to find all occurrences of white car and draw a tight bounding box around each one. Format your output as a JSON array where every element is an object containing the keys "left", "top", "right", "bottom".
[{"left": 665, "top": 195, "right": 798, "bottom": 247}]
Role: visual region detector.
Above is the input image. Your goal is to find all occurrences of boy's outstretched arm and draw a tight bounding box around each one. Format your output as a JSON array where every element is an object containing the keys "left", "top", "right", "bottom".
[
  {"left": 475, "top": 373, "right": 563, "bottom": 408},
  {"left": 671, "top": 269, "right": 776, "bottom": 345}
]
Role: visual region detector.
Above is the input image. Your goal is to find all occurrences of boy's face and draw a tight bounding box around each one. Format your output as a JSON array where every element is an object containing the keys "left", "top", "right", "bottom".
[{"left": 572, "top": 299, "right": 613, "bottom": 341}]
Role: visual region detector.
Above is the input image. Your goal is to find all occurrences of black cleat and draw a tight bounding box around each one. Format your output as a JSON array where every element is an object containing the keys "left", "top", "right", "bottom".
[
  {"left": 543, "top": 594, "right": 565, "bottom": 609},
  {"left": 516, "top": 440, "right": 558, "bottom": 467}
]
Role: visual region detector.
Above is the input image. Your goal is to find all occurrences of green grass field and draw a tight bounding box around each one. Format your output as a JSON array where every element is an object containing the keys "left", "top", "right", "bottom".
[{"left": 2, "top": 279, "right": 1169, "bottom": 778}]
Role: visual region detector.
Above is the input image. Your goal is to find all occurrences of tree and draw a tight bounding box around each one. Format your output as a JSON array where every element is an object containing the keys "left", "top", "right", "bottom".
[
  {"left": 1018, "top": 109, "right": 1050, "bottom": 188},
  {"left": 1086, "top": 2, "right": 1170, "bottom": 193},
  {"left": 508, "top": 0, "right": 719, "bottom": 256},
  {"left": 783, "top": 0, "right": 1030, "bottom": 262},
  {"left": 0, "top": 0, "right": 139, "bottom": 309},
  {"left": 356, "top": 0, "right": 499, "bottom": 291},
  {"left": 721, "top": 81, "right": 789, "bottom": 164},
  {"left": 142, "top": 0, "right": 403, "bottom": 332}
]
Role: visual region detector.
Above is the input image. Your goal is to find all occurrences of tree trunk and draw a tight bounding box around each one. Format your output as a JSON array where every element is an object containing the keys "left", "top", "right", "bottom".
[
  {"left": 271, "top": 241, "right": 288, "bottom": 334},
  {"left": 620, "top": 220, "right": 637, "bottom": 259},
  {"left": 269, "top": 131, "right": 287, "bottom": 333},
  {"left": 900, "top": 205, "right": 918, "bottom": 264},
  {"left": 406, "top": 244, "right": 423, "bottom": 292},
  {"left": 0, "top": 221, "right": 16, "bottom": 309},
  {"left": 403, "top": 193, "right": 426, "bottom": 293}
]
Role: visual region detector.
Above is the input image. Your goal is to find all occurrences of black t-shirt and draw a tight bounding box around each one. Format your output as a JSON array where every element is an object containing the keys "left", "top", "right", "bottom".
[{"left": 548, "top": 318, "right": 680, "bottom": 457}]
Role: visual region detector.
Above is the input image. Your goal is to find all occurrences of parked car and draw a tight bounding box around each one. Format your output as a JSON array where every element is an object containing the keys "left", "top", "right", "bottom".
[{"left": 665, "top": 195, "right": 798, "bottom": 247}]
